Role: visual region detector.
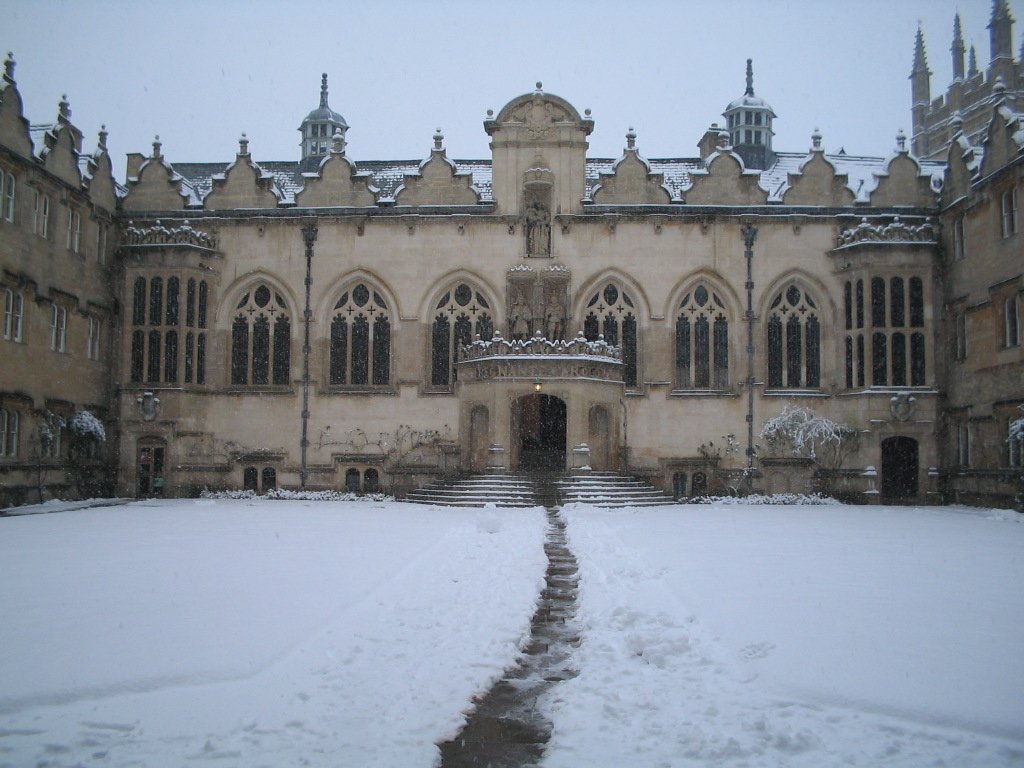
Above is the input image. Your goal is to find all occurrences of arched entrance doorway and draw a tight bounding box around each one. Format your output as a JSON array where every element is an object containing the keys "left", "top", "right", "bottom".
[
  {"left": 137, "top": 439, "right": 166, "bottom": 497},
  {"left": 514, "top": 394, "right": 567, "bottom": 471},
  {"left": 881, "top": 436, "right": 919, "bottom": 500}
]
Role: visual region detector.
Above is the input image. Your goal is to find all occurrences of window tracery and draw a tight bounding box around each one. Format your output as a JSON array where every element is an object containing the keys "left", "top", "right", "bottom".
[
  {"left": 430, "top": 283, "right": 492, "bottom": 387},
  {"left": 231, "top": 284, "right": 291, "bottom": 386},
  {"left": 767, "top": 283, "right": 820, "bottom": 389},
  {"left": 330, "top": 283, "right": 391, "bottom": 387},
  {"left": 675, "top": 284, "right": 729, "bottom": 389},
  {"left": 583, "top": 282, "right": 637, "bottom": 386}
]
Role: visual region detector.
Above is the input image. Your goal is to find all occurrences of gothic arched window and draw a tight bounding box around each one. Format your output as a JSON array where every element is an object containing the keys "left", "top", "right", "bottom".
[
  {"left": 430, "top": 283, "right": 492, "bottom": 387},
  {"left": 767, "top": 283, "right": 820, "bottom": 389},
  {"left": 675, "top": 284, "right": 729, "bottom": 389},
  {"left": 330, "top": 283, "right": 391, "bottom": 387},
  {"left": 231, "top": 284, "right": 291, "bottom": 386},
  {"left": 583, "top": 282, "right": 638, "bottom": 386}
]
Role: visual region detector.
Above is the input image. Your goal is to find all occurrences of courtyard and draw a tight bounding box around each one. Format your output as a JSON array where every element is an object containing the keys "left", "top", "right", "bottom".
[{"left": 0, "top": 498, "right": 1021, "bottom": 766}]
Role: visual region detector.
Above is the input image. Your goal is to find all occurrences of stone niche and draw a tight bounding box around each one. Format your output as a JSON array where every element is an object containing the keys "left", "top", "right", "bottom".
[{"left": 506, "top": 264, "right": 571, "bottom": 341}]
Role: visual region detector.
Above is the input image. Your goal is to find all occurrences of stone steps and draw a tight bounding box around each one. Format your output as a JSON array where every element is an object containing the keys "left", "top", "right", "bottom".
[
  {"left": 405, "top": 472, "right": 537, "bottom": 508},
  {"left": 406, "top": 470, "right": 677, "bottom": 508}
]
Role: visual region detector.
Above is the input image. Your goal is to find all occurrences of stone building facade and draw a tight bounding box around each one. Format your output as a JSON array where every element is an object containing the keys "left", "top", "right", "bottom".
[
  {"left": 1, "top": 7, "right": 1021, "bottom": 508},
  {"left": 0, "top": 55, "right": 118, "bottom": 505}
]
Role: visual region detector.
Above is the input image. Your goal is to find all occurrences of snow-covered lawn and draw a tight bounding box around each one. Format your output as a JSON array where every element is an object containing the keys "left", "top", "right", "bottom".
[
  {"left": 2, "top": 499, "right": 1022, "bottom": 767},
  {"left": 0, "top": 499, "right": 547, "bottom": 767},
  {"left": 546, "top": 503, "right": 1024, "bottom": 767}
]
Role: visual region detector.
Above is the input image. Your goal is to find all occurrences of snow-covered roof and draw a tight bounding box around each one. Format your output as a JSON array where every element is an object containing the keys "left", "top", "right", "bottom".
[{"left": 165, "top": 150, "right": 945, "bottom": 208}]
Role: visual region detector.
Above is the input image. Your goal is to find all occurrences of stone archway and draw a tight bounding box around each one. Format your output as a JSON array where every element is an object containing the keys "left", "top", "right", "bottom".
[
  {"left": 514, "top": 394, "right": 567, "bottom": 471},
  {"left": 881, "top": 436, "right": 919, "bottom": 500}
]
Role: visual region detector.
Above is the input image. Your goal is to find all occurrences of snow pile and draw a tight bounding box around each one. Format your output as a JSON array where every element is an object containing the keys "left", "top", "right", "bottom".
[
  {"left": 689, "top": 492, "right": 840, "bottom": 505},
  {"left": 199, "top": 487, "right": 393, "bottom": 502},
  {"left": 0, "top": 499, "right": 547, "bottom": 766},
  {"left": 545, "top": 503, "right": 1024, "bottom": 767}
]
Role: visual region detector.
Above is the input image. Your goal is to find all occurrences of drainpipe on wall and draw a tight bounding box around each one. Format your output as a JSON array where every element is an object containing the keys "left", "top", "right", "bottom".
[
  {"left": 741, "top": 222, "right": 758, "bottom": 490},
  {"left": 300, "top": 220, "right": 318, "bottom": 489}
]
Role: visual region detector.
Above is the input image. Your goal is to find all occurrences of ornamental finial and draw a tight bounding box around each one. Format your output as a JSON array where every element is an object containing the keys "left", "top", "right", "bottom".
[
  {"left": 239, "top": 132, "right": 249, "bottom": 155},
  {"left": 745, "top": 58, "right": 754, "bottom": 96},
  {"left": 433, "top": 127, "right": 444, "bottom": 151},
  {"left": 626, "top": 126, "right": 636, "bottom": 150},
  {"left": 319, "top": 73, "right": 329, "bottom": 108}
]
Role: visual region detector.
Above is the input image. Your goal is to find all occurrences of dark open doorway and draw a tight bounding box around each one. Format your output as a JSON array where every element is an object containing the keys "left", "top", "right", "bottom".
[
  {"left": 515, "top": 394, "right": 567, "bottom": 471},
  {"left": 881, "top": 436, "right": 919, "bottom": 500}
]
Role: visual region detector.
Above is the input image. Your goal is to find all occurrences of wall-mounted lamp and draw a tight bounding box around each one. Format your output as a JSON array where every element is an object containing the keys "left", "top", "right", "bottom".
[{"left": 533, "top": 378, "right": 543, "bottom": 392}]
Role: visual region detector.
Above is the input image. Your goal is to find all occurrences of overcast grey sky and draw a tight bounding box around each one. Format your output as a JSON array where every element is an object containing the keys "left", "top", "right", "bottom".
[{"left": 4, "top": 0, "right": 1023, "bottom": 180}]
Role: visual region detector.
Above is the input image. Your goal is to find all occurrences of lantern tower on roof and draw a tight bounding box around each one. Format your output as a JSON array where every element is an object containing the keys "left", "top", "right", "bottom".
[
  {"left": 299, "top": 73, "right": 348, "bottom": 167},
  {"left": 722, "top": 59, "right": 777, "bottom": 170}
]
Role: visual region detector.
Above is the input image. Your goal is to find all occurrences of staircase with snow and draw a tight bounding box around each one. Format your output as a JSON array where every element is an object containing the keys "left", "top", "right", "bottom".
[
  {"left": 404, "top": 471, "right": 537, "bottom": 508},
  {"left": 405, "top": 470, "right": 676, "bottom": 508},
  {"left": 556, "top": 471, "right": 676, "bottom": 508}
]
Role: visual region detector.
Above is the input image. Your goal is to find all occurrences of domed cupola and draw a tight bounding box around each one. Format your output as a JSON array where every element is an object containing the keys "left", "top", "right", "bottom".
[
  {"left": 722, "top": 59, "right": 776, "bottom": 170},
  {"left": 298, "top": 73, "right": 348, "bottom": 165}
]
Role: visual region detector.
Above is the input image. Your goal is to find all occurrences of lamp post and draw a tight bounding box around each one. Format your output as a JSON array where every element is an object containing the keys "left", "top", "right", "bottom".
[
  {"left": 300, "top": 220, "right": 318, "bottom": 489},
  {"left": 741, "top": 222, "right": 758, "bottom": 488}
]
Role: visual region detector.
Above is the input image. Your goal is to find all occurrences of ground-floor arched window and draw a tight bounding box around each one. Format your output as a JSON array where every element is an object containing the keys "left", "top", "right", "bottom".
[
  {"left": 673, "top": 472, "right": 688, "bottom": 498},
  {"left": 364, "top": 468, "right": 379, "bottom": 493},
  {"left": 345, "top": 467, "right": 361, "bottom": 493}
]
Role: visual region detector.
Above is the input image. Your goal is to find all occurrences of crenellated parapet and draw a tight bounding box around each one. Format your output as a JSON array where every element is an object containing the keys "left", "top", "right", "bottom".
[
  {"left": 835, "top": 216, "right": 938, "bottom": 249},
  {"left": 120, "top": 219, "right": 217, "bottom": 251},
  {"left": 462, "top": 330, "right": 621, "bottom": 362},
  {"left": 459, "top": 331, "right": 623, "bottom": 384}
]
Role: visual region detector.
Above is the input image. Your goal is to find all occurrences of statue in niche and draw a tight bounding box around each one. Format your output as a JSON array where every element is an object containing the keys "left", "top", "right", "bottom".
[
  {"left": 543, "top": 287, "right": 566, "bottom": 341},
  {"left": 526, "top": 200, "right": 551, "bottom": 256},
  {"left": 509, "top": 289, "right": 533, "bottom": 340}
]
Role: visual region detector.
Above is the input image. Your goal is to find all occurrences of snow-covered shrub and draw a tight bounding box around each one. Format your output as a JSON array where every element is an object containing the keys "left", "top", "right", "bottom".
[
  {"left": 265, "top": 488, "right": 393, "bottom": 502},
  {"left": 689, "top": 493, "right": 841, "bottom": 505},
  {"left": 200, "top": 488, "right": 394, "bottom": 502},
  {"left": 201, "top": 489, "right": 258, "bottom": 500},
  {"left": 760, "top": 406, "right": 855, "bottom": 461},
  {"left": 37, "top": 410, "right": 65, "bottom": 452},
  {"left": 70, "top": 410, "right": 106, "bottom": 443}
]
